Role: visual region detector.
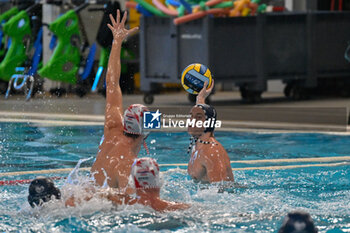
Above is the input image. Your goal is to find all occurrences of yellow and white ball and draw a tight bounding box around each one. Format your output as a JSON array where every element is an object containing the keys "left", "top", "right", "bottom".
[{"left": 181, "top": 63, "right": 213, "bottom": 95}]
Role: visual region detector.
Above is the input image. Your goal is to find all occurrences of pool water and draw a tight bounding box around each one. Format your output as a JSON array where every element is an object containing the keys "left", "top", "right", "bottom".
[{"left": 0, "top": 122, "right": 350, "bottom": 232}]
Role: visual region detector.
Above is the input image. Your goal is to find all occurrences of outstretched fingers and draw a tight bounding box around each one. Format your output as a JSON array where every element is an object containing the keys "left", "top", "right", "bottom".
[
  {"left": 116, "top": 9, "right": 120, "bottom": 25},
  {"left": 107, "top": 24, "right": 114, "bottom": 32},
  {"left": 128, "top": 26, "right": 139, "bottom": 35},
  {"left": 108, "top": 9, "right": 137, "bottom": 40},
  {"left": 121, "top": 11, "right": 128, "bottom": 26},
  {"left": 208, "top": 79, "right": 214, "bottom": 92},
  {"left": 109, "top": 14, "right": 117, "bottom": 27}
]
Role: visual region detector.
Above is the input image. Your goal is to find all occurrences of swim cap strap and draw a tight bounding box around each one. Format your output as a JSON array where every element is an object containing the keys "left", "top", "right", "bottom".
[
  {"left": 143, "top": 140, "right": 150, "bottom": 155},
  {"left": 187, "top": 137, "right": 198, "bottom": 155},
  {"left": 198, "top": 138, "right": 218, "bottom": 145}
]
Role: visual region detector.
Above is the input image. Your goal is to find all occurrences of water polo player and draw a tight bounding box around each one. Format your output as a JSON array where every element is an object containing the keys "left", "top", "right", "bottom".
[
  {"left": 65, "top": 158, "right": 189, "bottom": 211},
  {"left": 91, "top": 10, "right": 150, "bottom": 189},
  {"left": 28, "top": 177, "right": 61, "bottom": 207},
  {"left": 187, "top": 81, "right": 234, "bottom": 184},
  {"left": 106, "top": 158, "right": 190, "bottom": 212}
]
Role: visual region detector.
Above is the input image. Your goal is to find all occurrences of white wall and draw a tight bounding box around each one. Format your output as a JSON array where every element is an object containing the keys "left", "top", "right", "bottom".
[{"left": 285, "top": 0, "right": 307, "bottom": 11}]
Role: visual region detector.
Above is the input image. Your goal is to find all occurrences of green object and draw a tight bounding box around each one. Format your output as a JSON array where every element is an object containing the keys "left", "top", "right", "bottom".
[
  {"left": 0, "top": 7, "right": 19, "bottom": 57},
  {"left": 258, "top": 3, "right": 267, "bottom": 13},
  {"left": 38, "top": 10, "right": 81, "bottom": 84},
  {"left": 251, "top": 0, "right": 261, "bottom": 3},
  {"left": 199, "top": 1, "right": 207, "bottom": 10},
  {"left": 211, "top": 1, "right": 234, "bottom": 9},
  {"left": 177, "top": 5, "right": 185, "bottom": 16},
  {"left": 0, "top": 10, "right": 31, "bottom": 81},
  {"left": 98, "top": 47, "right": 109, "bottom": 68},
  {"left": 0, "top": 7, "right": 19, "bottom": 23},
  {"left": 133, "top": 0, "right": 168, "bottom": 17}
]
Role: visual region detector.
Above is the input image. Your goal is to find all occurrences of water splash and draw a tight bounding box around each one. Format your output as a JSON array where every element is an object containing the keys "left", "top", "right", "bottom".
[
  {"left": 2, "top": 128, "right": 350, "bottom": 232},
  {"left": 101, "top": 168, "right": 110, "bottom": 189},
  {"left": 66, "top": 157, "right": 93, "bottom": 185},
  {"left": 1, "top": 167, "right": 350, "bottom": 232}
]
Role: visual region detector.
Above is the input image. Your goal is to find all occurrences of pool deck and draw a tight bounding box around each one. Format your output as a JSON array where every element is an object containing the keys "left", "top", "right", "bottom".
[{"left": 0, "top": 91, "right": 349, "bottom": 132}]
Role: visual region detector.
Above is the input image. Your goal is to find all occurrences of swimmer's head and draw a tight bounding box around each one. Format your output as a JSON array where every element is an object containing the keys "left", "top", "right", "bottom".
[
  {"left": 123, "top": 104, "right": 149, "bottom": 138},
  {"left": 130, "top": 158, "right": 161, "bottom": 190},
  {"left": 188, "top": 104, "right": 217, "bottom": 137},
  {"left": 278, "top": 211, "right": 318, "bottom": 233},
  {"left": 28, "top": 177, "right": 61, "bottom": 208}
]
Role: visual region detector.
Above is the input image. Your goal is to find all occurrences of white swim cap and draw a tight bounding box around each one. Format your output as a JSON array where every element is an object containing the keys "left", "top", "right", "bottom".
[
  {"left": 123, "top": 104, "right": 149, "bottom": 136},
  {"left": 130, "top": 158, "right": 160, "bottom": 189}
]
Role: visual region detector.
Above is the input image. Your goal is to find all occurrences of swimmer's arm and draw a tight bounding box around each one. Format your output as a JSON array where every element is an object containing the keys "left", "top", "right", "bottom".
[
  {"left": 105, "top": 10, "right": 138, "bottom": 131},
  {"left": 64, "top": 194, "right": 93, "bottom": 207},
  {"left": 106, "top": 191, "right": 135, "bottom": 205},
  {"left": 165, "top": 202, "right": 191, "bottom": 211},
  {"left": 196, "top": 80, "right": 214, "bottom": 104},
  {"left": 153, "top": 201, "right": 190, "bottom": 212}
]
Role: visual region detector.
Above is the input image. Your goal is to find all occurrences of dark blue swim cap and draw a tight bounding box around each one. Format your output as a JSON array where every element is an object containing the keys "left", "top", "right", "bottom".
[
  {"left": 194, "top": 104, "right": 217, "bottom": 133},
  {"left": 278, "top": 211, "right": 318, "bottom": 233},
  {"left": 28, "top": 177, "right": 61, "bottom": 208}
]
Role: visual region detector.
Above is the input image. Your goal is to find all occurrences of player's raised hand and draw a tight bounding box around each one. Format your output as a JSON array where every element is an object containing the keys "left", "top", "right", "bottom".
[
  {"left": 107, "top": 10, "right": 138, "bottom": 43},
  {"left": 197, "top": 80, "right": 214, "bottom": 104}
]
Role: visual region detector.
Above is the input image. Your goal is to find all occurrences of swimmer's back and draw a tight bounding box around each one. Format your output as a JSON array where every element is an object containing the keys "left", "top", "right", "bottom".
[{"left": 91, "top": 130, "right": 137, "bottom": 188}]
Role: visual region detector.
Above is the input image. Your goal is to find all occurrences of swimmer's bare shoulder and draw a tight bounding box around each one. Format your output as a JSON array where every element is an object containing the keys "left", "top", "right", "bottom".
[
  {"left": 200, "top": 142, "right": 234, "bottom": 183},
  {"left": 211, "top": 140, "right": 231, "bottom": 165}
]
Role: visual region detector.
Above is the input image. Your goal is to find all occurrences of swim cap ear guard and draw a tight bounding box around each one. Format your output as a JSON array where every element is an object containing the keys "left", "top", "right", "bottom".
[
  {"left": 28, "top": 177, "right": 61, "bottom": 208},
  {"left": 129, "top": 158, "right": 162, "bottom": 189},
  {"left": 194, "top": 104, "right": 217, "bottom": 133},
  {"left": 123, "top": 104, "right": 150, "bottom": 154},
  {"left": 123, "top": 104, "right": 149, "bottom": 136},
  {"left": 188, "top": 104, "right": 217, "bottom": 154}
]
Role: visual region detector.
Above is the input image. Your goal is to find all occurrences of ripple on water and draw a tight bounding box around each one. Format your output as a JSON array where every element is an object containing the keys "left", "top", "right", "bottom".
[
  {"left": 0, "top": 167, "right": 350, "bottom": 232},
  {"left": 1, "top": 126, "right": 350, "bottom": 232}
]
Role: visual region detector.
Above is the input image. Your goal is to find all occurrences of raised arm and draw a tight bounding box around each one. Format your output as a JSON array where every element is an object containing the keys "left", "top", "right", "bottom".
[
  {"left": 104, "top": 10, "right": 138, "bottom": 131},
  {"left": 196, "top": 80, "right": 214, "bottom": 105}
]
